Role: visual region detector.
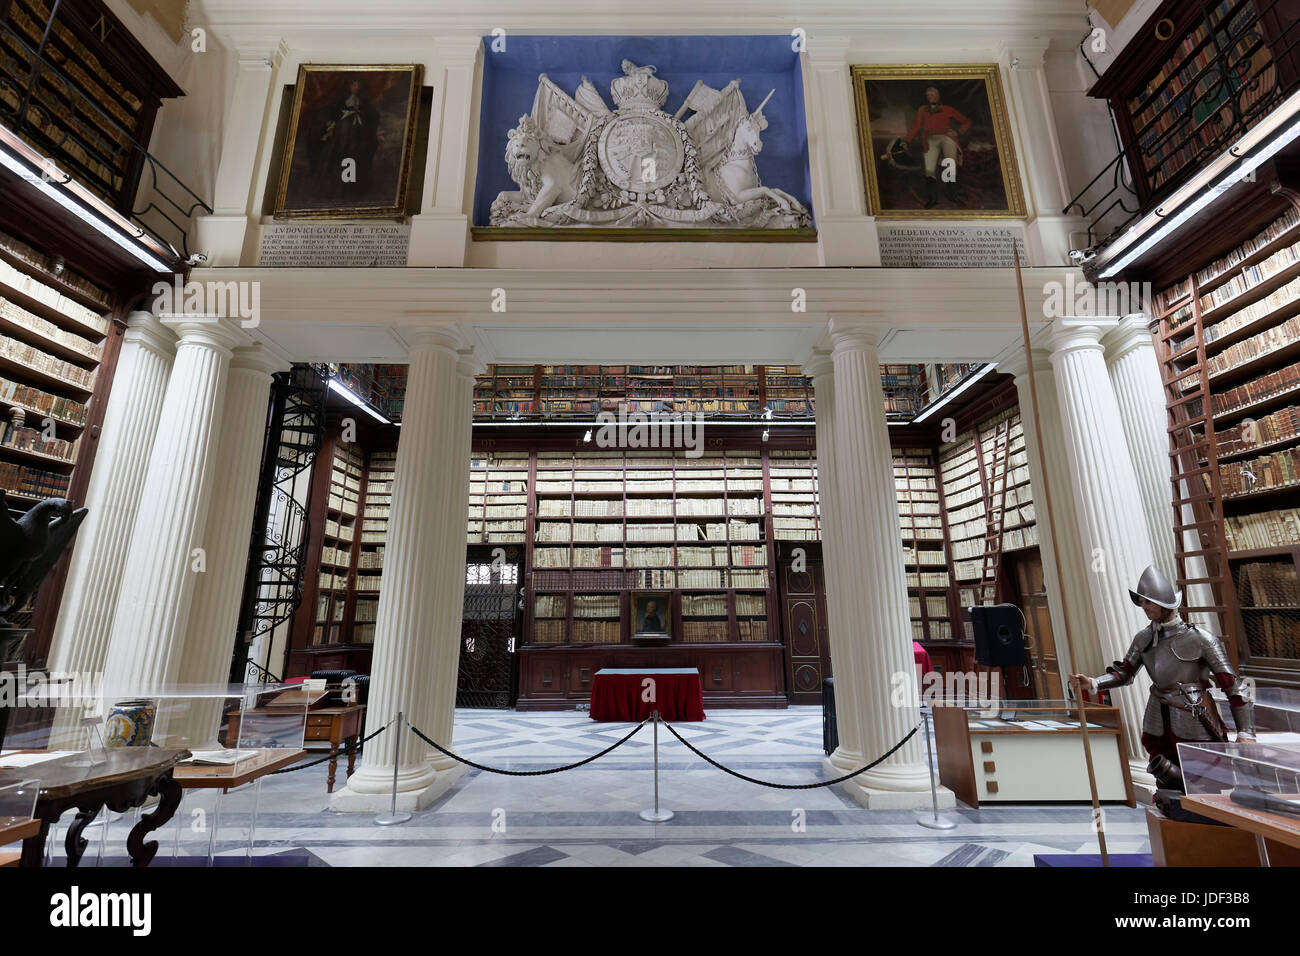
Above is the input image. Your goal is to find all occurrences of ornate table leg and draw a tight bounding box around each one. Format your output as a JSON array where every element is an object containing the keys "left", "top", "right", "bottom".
[
  {"left": 64, "top": 805, "right": 102, "bottom": 867},
  {"left": 127, "top": 775, "right": 182, "bottom": 867},
  {"left": 346, "top": 736, "right": 358, "bottom": 779},
  {"left": 327, "top": 723, "right": 342, "bottom": 793}
]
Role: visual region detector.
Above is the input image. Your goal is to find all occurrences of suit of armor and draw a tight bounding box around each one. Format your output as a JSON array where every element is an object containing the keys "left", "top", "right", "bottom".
[{"left": 1096, "top": 618, "right": 1255, "bottom": 743}]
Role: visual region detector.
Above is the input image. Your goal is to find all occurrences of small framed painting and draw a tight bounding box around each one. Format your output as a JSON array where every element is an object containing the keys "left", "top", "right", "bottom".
[
  {"left": 274, "top": 64, "right": 424, "bottom": 219},
  {"left": 632, "top": 591, "right": 672, "bottom": 640},
  {"left": 850, "top": 64, "right": 1025, "bottom": 218}
]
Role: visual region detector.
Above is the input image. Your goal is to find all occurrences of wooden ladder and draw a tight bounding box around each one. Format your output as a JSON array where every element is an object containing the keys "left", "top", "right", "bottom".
[
  {"left": 977, "top": 418, "right": 1013, "bottom": 605},
  {"left": 1153, "top": 279, "right": 1241, "bottom": 663}
]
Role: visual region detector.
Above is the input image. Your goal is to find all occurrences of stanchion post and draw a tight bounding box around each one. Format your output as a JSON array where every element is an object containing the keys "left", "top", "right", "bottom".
[
  {"left": 639, "top": 709, "right": 673, "bottom": 823},
  {"left": 916, "top": 706, "right": 956, "bottom": 830},
  {"left": 376, "top": 713, "right": 412, "bottom": 826}
]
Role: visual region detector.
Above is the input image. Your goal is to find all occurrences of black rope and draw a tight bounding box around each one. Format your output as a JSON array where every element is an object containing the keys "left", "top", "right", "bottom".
[
  {"left": 269, "top": 718, "right": 391, "bottom": 774},
  {"left": 408, "top": 719, "right": 647, "bottom": 776},
  {"left": 662, "top": 719, "right": 921, "bottom": 790}
]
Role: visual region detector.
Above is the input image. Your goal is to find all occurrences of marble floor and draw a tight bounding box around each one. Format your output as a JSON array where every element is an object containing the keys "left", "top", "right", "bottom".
[{"left": 42, "top": 707, "right": 1151, "bottom": 867}]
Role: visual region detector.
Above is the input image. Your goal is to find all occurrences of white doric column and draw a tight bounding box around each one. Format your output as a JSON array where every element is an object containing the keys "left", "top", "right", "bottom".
[
  {"left": 804, "top": 350, "right": 865, "bottom": 769},
  {"left": 997, "top": 41, "right": 1090, "bottom": 265},
  {"left": 99, "top": 320, "right": 251, "bottom": 696},
  {"left": 408, "top": 36, "right": 483, "bottom": 267},
  {"left": 1001, "top": 346, "right": 1104, "bottom": 679},
  {"left": 1049, "top": 323, "right": 1155, "bottom": 776},
  {"left": 193, "top": 43, "right": 284, "bottom": 265},
  {"left": 802, "top": 38, "right": 879, "bottom": 266},
  {"left": 48, "top": 313, "right": 176, "bottom": 677},
  {"left": 816, "top": 321, "right": 936, "bottom": 807},
  {"left": 176, "top": 343, "right": 287, "bottom": 708},
  {"left": 331, "top": 329, "right": 474, "bottom": 810},
  {"left": 1104, "top": 316, "right": 1217, "bottom": 630},
  {"left": 1103, "top": 316, "right": 1178, "bottom": 579}
]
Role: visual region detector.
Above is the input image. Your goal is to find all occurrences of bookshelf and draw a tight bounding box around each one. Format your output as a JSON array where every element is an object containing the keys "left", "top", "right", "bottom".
[
  {"left": 354, "top": 448, "right": 396, "bottom": 645},
  {"left": 0, "top": 0, "right": 184, "bottom": 213},
  {"left": 1088, "top": 0, "right": 1300, "bottom": 208},
  {"left": 1153, "top": 204, "right": 1300, "bottom": 685},
  {"left": 895, "top": 446, "right": 952, "bottom": 642},
  {"left": 467, "top": 451, "right": 529, "bottom": 544},
  {"left": 312, "top": 440, "right": 362, "bottom": 647},
  {"left": 939, "top": 407, "right": 1038, "bottom": 638},
  {"left": 0, "top": 227, "right": 109, "bottom": 508}
]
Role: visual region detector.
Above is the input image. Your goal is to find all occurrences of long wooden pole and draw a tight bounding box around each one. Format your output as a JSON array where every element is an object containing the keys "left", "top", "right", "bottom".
[{"left": 1012, "top": 247, "right": 1109, "bottom": 866}]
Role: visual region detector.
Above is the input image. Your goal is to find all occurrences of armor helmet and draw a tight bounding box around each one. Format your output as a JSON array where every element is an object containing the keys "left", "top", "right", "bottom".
[{"left": 1129, "top": 565, "right": 1182, "bottom": 611}]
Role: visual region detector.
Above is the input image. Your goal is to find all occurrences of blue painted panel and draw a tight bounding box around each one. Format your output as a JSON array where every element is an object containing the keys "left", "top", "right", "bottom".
[{"left": 472, "top": 35, "right": 812, "bottom": 227}]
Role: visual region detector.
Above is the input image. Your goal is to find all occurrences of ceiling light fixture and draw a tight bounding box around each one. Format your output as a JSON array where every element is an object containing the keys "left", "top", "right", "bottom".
[
  {"left": 911, "top": 364, "right": 997, "bottom": 424},
  {"left": 328, "top": 378, "right": 391, "bottom": 424}
]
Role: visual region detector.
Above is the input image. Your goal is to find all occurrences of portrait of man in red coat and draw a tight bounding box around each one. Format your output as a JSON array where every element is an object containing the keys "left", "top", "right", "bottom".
[{"left": 905, "top": 87, "right": 972, "bottom": 208}]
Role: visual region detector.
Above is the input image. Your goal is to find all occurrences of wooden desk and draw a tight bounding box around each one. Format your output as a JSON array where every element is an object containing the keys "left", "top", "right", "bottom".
[
  {"left": 226, "top": 705, "right": 363, "bottom": 793},
  {"left": 1182, "top": 793, "right": 1300, "bottom": 865},
  {"left": 0, "top": 748, "right": 190, "bottom": 867}
]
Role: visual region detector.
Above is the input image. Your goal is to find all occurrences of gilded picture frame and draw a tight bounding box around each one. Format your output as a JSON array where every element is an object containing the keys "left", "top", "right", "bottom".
[
  {"left": 850, "top": 64, "right": 1026, "bottom": 219},
  {"left": 273, "top": 64, "right": 424, "bottom": 220}
]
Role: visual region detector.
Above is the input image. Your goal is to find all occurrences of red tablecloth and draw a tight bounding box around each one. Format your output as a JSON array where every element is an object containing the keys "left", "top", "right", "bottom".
[
  {"left": 914, "top": 641, "right": 932, "bottom": 675},
  {"left": 589, "top": 668, "right": 706, "bottom": 722}
]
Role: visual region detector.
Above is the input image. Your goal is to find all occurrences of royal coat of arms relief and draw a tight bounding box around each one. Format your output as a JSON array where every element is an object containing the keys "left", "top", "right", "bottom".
[{"left": 489, "top": 60, "right": 812, "bottom": 230}]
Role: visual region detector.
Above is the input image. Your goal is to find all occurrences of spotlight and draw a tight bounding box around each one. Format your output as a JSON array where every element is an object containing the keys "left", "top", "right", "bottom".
[
  {"left": 186, "top": 252, "right": 209, "bottom": 266},
  {"left": 1068, "top": 247, "right": 1097, "bottom": 265},
  {"left": 761, "top": 428, "right": 770, "bottom": 442},
  {"left": 762, "top": 407, "right": 773, "bottom": 420},
  {"left": 583, "top": 429, "right": 593, "bottom": 443}
]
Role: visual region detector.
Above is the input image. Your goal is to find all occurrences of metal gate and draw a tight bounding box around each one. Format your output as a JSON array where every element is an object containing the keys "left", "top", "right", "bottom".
[{"left": 456, "top": 547, "right": 522, "bottom": 708}]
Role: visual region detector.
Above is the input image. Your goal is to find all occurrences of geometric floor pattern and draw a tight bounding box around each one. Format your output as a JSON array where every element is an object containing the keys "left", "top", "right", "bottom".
[{"left": 35, "top": 707, "right": 1151, "bottom": 867}]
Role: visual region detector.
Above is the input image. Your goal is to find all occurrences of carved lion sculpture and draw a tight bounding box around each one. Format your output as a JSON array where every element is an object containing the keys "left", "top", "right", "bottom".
[{"left": 493, "top": 115, "right": 583, "bottom": 225}]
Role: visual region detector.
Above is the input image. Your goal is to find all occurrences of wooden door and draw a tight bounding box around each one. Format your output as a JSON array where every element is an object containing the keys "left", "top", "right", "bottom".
[
  {"left": 777, "top": 545, "right": 831, "bottom": 704},
  {"left": 1008, "top": 549, "right": 1063, "bottom": 699}
]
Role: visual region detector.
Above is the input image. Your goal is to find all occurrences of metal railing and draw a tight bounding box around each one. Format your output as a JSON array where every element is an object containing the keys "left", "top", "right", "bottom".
[
  {"left": 0, "top": 13, "right": 210, "bottom": 259},
  {"left": 1064, "top": 0, "right": 1300, "bottom": 255}
]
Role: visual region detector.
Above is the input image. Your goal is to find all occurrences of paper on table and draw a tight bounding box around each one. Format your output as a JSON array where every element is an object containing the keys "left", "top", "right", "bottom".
[
  {"left": 183, "top": 749, "right": 259, "bottom": 766},
  {"left": 0, "top": 751, "right": 81, "bottom": 768}
]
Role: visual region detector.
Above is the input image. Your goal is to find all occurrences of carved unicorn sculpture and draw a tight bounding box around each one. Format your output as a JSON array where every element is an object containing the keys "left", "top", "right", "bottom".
[{"left": 713, "top": 90, "right": 805, "bottom": 215}]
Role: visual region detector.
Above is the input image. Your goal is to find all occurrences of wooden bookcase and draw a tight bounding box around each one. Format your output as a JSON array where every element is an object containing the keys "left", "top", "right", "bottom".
[
  {"left": 1152, "top": 204, "right": 1300, "bottom": 686},
  {"left": 895, "top": 446, "right": 952, "bottom": 642},
  {"left": 0, "top": 232, "right": 109, "bottom": 508},
  {"left": 0, "top": 0, "right": 184, "bottom": 213},
  {"left": 1088, "top": 0, "right": 1300, "bottom": 209}
]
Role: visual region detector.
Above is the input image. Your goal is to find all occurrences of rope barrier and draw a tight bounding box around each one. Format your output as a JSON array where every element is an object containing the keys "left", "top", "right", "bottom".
[
  {"left": 408, "top": 718, "right": 647, "bottom": 776},
  {"left": 269, "top": 716, "right": 394, "bottom": 774},
  {"left": 662, "top": 719, "right": 921, "bottom": 790}
]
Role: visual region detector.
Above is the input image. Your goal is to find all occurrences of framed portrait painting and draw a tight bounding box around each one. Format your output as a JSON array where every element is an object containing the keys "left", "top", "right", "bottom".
[
  {"left": 632, "top": 592, "right": 671, "bottom": 639},
  {"left": 850, "top": 64, "right": 1025, "bottom": 219},
  {"left": 274, "top": 64, "right": 424, "bottom": 219}
]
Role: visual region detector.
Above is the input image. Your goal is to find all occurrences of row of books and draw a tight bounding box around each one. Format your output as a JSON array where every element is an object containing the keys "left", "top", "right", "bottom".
[
  {"left": 0, "top": 375, "right": 88, "bottom": 426},
  {"left": 1207, "top": 275, "right": 1300, "bottom": 348},
  {"left": 1218, "top": 446, "right": 1300, "bottom": 497},
  {"left": 902, "top": 545, "right": 948, "bottom": 567},
  {"left": 535, "top": 595, "right": 567, "bottom": 618},
  {"left": 1212, "top": 364, "right": 1300, "bottom": 418},
  {"left": 925, "top": 620, "right": 955, "bottom": 640},
  {"left": 1223, "top": 507, "right": 1300, "bottom": 551},
  {"left": 574, "top": 594, "right": 620, "bottom": 617},
  {"left": 682, "top": 621, "right": 729, "bottom": 642},
  {"left": 323, "top": 519, "right": 351, "bottom": 543},
  {"left": 1207, "top": 316, "right": 1300, "bottom": 380},
  {"left": 0, "top": 334, "right": 95, "bottom": 390},
  {"left": 0, "top": 421, "right": 77, "bottom": 463},
  {"left": 357, "top": 549, "right": 384, "bottom": 569},
  {"left": 683, "top": 594, "right": 727, "bottom": 616},
  {"left": 1199, "top": 239, "right": 1300, "bottom": 312},
  {"left": 0, "top": 231, "right": 112, "bottom": 312},
  {"left": 908, "top": 571, "right": 950, "bottom": 589},
  {"left": 1129, "top": 18, "right": 1212, "bottom": 108},
  {"left": 0, "top": 460, "right": 69, "bottom": 498},
  {"left": 1235, "top": 559, "right": 1299, "bottom": 608},
  {"left": 909, "top": 595, "right": 950, "bottom": 619},
  {"left": 1217, "top": 404, "right": 1299, "bottom": 455},
  {"left": 1242, "top": 613, "right": 1298, "bottom": 662},
  {"left": 1198, "top": 209, "right": 1300, "bottom": 290},
  {"left": 354, "top": 600, "right": 379, "bottom": 623},
  {"left": 0, "top": 296, "right": 101, "bottom": 362}
]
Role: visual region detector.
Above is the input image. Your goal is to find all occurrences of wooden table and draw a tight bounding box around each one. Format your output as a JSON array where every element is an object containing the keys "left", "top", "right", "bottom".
[
  {"left": 226, "top": 705, "right": 363, "bottom": 793},
  {"left": 0, "top": 748, "right": 190, "bottom": 867},
  {"left": 1182, "top": 792, "right": 1300, "bottom": 866}
]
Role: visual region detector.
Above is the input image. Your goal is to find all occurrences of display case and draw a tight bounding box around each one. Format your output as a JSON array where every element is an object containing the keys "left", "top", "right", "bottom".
[
  {"left": 1177, "top": 740, "right": 1300, "bottom": 864},
  {"left": 933, "top": 700, "right": 1135, "bottom": 807}
]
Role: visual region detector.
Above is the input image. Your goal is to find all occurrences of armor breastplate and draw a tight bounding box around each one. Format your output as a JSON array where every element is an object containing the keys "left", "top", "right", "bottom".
[{"left": 1139, "top": 621, "right": 1213, "bottom": 689}]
